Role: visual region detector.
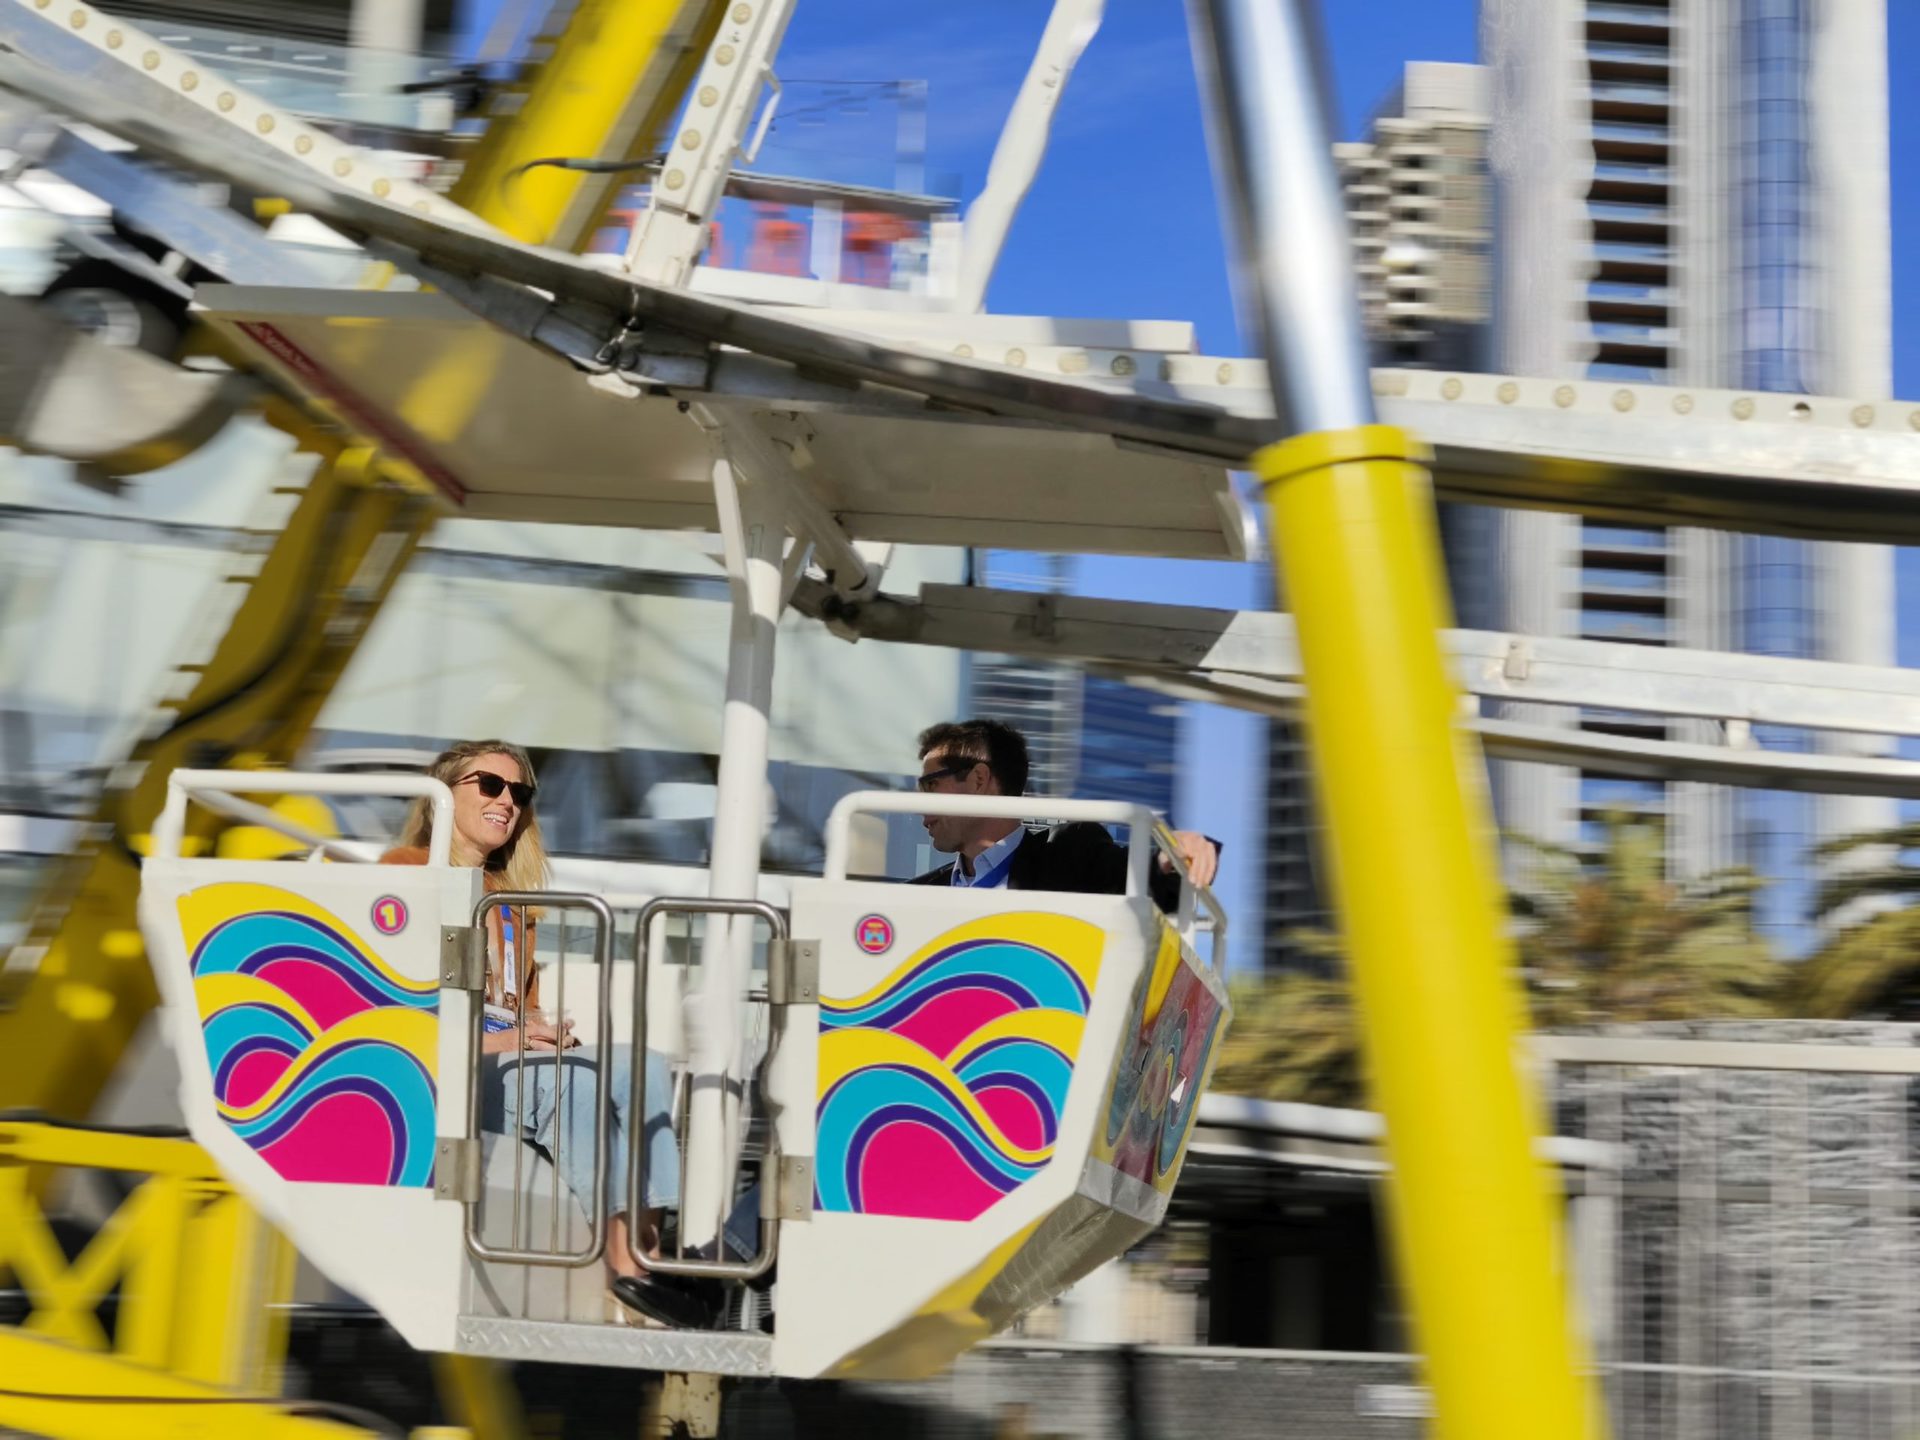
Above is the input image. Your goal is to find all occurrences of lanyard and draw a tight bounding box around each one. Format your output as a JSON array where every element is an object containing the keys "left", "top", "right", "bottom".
[
  {"left": 494, "top": 903, "right": 520, "bottom": 1006},
  {"left": 962, "top": 832, "right": 1021, "bottom": 890}
]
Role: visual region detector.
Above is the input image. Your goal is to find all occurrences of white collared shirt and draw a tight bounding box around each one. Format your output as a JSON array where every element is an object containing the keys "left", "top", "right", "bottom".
[{"left": 950, "top": 825, "right": 1026, "bottom": 889}]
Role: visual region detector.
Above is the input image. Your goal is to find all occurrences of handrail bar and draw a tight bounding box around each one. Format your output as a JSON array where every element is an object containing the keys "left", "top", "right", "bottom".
[
  {"left": 152, "top": 769, "right": 455, "bottom": 866},
  {"left": 1149, "top": 819, "right": 1229, "bottom": 965},
  {"left": 824, "top": 790, "right": 1155, "bottom": 894},
  {"left": 461, "top": 890, "right": 616, "bottom": 1269},
  {"left": 628, "top": 895, "right": 784, "bottom": 1283},
  {"left": 824, "top": 790, "right": 1227, "bottom": 943}
]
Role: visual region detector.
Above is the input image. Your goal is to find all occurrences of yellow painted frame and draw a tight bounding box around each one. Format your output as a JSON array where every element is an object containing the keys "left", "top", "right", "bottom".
[{"left": 1258, "top": 426, "right": 1605, "bottom": 1440}]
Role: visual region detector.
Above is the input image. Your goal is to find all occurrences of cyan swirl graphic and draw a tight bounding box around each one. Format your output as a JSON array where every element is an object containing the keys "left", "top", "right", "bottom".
[
  {"left": 816, "top": 915, "right": 1101, "bottom": 1222},
  {"left": 182, "top": 885, "right": 439, "bottom": 1188}
]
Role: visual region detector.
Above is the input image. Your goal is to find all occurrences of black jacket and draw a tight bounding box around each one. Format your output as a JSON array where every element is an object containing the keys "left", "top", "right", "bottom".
[{"left": 910, "top": 822, "right": 1192, "bottom": 913}]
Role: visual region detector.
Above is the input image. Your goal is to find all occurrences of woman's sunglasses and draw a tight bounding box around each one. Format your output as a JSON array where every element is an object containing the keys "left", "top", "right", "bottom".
[{"left": 457, "top": 771, "right": 536, "bottom": 808}]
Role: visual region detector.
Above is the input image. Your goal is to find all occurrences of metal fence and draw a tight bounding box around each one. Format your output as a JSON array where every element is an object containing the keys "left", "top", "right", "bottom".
[
  {"left": 717, "top": 1343, "right": 1427, "bottom": 1440},
  {"left": 1544, "top": 1021, "right": 1920, "bottom": 1440}
]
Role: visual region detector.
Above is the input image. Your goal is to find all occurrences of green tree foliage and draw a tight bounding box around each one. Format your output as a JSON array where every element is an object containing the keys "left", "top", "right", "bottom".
[
  {"left": 1212, "top": 815, "right": 1787, "bottom": 1107},
  {"left": 1787, "top": 822, "right": 1920, "bottom": 1019},
  {"left": 1210, "top": 931, "right": 1361, "bottom": 1108},
  {"left": 1510, "top": 817, "right": 1785, "bottom": 1028}
]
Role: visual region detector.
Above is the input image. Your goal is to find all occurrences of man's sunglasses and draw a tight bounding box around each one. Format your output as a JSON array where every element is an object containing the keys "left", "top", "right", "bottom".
[
  {"left": 457, "top": 771, "right": 536, "bottom": 808},
  {"left": 915, "top": 758, "right": 983, "bottom": 793}
]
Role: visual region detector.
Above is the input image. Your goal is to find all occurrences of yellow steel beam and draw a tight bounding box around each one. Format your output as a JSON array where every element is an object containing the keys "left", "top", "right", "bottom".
[
  {"left": 431, "top": 1354, "right": 532, "bottom": 1440},
  {"left": 451, "top": 0, "right": 727, "bottom": 247},
  {"left": 1257, "top": 425, "right": 1604, "bottom": 1440},
  {"left": 0, "top": 1123, "right": 295, "bottom": 1389},
  {"left": 0, "top": 1329, "right": 382, "bottom": 1440},
  {"left": 0, "top": 0, "right": 708, "bottom": 1126},
  {"left": 171, "top": 1185, "right": 299, "bottom": 1388},
  {"left": 0, "top": 424, "right": 432, "bottom": 1117}
]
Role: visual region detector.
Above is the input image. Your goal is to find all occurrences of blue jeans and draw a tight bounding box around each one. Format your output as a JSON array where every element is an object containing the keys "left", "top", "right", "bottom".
[
  {"left": 484, "top": 1046, "right": 765, "bottom": 1259},
  {"left": 482, "top": 1044, "right": 679, "bottom": 1217}
]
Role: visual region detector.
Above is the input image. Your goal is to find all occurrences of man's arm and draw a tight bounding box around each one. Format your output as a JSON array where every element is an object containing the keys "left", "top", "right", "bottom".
[{"left": 1039, "top": 824, "right": 1220, "bottom": 913}]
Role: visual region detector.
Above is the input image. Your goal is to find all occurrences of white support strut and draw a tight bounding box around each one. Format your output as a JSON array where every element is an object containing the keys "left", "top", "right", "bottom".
[
  {"left": 678, "top": 435, "right": 786, "bottom": 1256},
  {"left": 694, "top": 404, "right": 877, "bottom": 599},
  {"left": 955, "top": 0, "right": 1107, "bottom": 312},
  {"left": 623, "top": 0, "right": 797, "bottom": 288}
]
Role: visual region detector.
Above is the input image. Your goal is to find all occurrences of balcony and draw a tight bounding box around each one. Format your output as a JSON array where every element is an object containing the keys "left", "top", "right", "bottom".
[
  {"left": 1586, "top": 2, "right": 1673, "bottom": 48},
  {"left": 1591, "top": 80, "right": 1672, "bottom": 126},
  {"left": 1589, "top": 205, "right": 1671, "bottom": 246},
  {"left": 1587, "top": 39, "right": 1675, "bottom": 71},
  {"left": 1590, "top": 241, "right": 1672, "bottom": 285},
  {"left": 1577, "top": 581, "right": 1669, "bottom": 616},
  {"left": 1578, "top": 610, "right": 1670, "bottom": 645},
  {"left": 1591, "top": 339, "right": 1674, "bottom": 372},
  {"left": 1590, "top": 164, "right": 1672, "bottom": 206},
  {"left": 1589, "top": 293, "right": 1666, "bottom": 330},
  {"left": 1590, "top": 121, "right": 1672, "bottom": 164}
]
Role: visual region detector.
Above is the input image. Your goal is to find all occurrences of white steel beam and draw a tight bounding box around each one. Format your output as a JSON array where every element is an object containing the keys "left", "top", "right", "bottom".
[
  {"left": 803, "top": 582, "right": 1920, "bottom": 737},
  {"left": 1370, "top": 368, "right": 1920, "bottom": 545},
  {"left": 11, "top": 25, "right": 1915, "bottom": 544},
  {"left": 1100, "top": 668, "right": 1920, "bottom": 802},
  {"left": 623, "top": 0, "right": 794, "bottom": 287},
  {"left": 955, "top": 0, "right": 1106, "bottom": 313},
  {"left": 0, "top": 0, "right": 484, "bottom": 235},
  {"left": 794, "top": 580, "right": 1920, "bottom": 800},
  {"left": 688, "top": 405, "right": 877, "bottom": 598}
]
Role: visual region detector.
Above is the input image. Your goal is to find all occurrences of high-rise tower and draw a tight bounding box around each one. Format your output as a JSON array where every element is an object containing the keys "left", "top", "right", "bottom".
[{"left": 1478, "top": 0, "right": 1894, "bottom": 947}]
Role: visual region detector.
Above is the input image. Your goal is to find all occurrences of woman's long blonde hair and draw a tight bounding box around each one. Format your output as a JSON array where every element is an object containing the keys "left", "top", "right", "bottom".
[{"left": 399, "top": 739, "right": 551, "bottom": 892}]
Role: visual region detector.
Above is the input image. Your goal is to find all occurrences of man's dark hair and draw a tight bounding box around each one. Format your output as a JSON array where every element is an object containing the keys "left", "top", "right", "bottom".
[{"left": 917, "top": 718, "right": 1030, "bottom": 797}]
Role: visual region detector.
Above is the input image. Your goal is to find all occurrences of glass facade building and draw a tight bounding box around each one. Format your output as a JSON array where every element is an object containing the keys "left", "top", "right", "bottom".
[{"left": 1483, "top": 0, "right": 1894, "bottom": 952}]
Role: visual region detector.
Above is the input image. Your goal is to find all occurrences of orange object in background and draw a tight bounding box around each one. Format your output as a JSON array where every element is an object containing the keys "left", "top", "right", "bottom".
[
  {"left": 745, "top": 202, "right": 807, "bottom": 276},
  {"left": 843, "top": 210, "right": 916, "bottom": 288}
]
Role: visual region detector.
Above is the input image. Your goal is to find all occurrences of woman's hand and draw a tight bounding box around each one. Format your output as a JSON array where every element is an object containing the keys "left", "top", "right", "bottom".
[
  {"left": 480, "top": 1020, "right": 571, "bottom": 1055},
  {"left": 522, "top": 1013, "right": 577, "bottom": 1050}
]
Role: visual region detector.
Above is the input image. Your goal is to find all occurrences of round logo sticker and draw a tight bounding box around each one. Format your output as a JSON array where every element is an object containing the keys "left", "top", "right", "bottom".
[
  {"left": 854, "top": 913, "right": 894, "bottom": 956},
  {"left": 371, "top": 895, "right": 409, "bottom": 936}
]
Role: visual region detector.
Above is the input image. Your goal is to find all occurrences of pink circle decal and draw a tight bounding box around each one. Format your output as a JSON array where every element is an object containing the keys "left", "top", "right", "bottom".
[
  {"left": 371, "top": 895, "right": 409, "bottom": 936},
  {"left": 854, "top": 914, "right": 894, "bottom": 955}
]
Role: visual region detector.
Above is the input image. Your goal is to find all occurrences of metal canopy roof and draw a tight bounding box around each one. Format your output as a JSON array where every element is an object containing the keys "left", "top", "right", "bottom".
[
  {"left": 8, "top": 2, "right": 1920, "bottom": 561},
  {"left": 196, "top": 287, "right": 1252, "bottom": 557},
  {"left": 8, "top": 20, "right": 1918, "bottom": 549}
]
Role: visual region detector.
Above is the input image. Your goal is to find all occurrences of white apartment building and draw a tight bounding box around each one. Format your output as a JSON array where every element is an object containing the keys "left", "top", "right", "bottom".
[{"left": 1475, "top": 0, "right": 1895, "bottom": 946}]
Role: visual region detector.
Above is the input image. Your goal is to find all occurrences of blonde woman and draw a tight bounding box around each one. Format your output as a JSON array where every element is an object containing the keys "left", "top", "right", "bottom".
[{"left": 384, "top": 740, "right": 712, "bottom": 1328}]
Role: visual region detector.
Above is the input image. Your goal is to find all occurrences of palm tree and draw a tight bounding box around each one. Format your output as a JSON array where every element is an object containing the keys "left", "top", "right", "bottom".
[
  {"left": 1786, "top": 822, "right": 1920, "bottom": 1019},
  {"left": 1211, "top": 932, "right": 1364, "bottom": 1108},
  {"left": 1210, "top": 815, "right": 1787, "bottom": 1106},
  {"left": 1510, "top": 816, "right": 1786, "bottom": 1028}
]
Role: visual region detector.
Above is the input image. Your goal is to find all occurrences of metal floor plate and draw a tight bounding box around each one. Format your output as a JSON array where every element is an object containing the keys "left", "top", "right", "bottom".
[{"left": 455, "top": 1315, "right": 775, "bottom": 1375}]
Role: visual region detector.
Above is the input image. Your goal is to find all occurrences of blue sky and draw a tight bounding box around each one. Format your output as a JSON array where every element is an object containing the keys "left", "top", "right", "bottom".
[{"left": 759, "top": 1, "right": 1920, "bottom": 968}]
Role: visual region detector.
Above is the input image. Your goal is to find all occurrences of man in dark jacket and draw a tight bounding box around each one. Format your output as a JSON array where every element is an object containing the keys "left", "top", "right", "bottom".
[{"left": 908, "top": 718, "right": 1218, "bottom": 910}]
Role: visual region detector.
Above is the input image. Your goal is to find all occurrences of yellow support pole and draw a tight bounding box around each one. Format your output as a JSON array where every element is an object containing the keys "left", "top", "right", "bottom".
[
  {"left": 171, "top": 1185, "right": 299, "bottom": 1388},
  {"left": 1256, "top": 425, "right": 1603, "bottom": 1440},
  {"left": 451, "top": 0, "right": 725, "bottom": 247},
  {"left": 431, "top": 1354, "right": 531, "bottom": 1440},
  {"left": 0, "top": 1329, "right": 375, "bottom": 1440}
]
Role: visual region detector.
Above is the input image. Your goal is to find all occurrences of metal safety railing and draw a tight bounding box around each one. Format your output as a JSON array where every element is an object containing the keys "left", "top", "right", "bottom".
[
  {"left": 152, "top": 769, "right": 453, "bottom": 863},
  {"left": 459, "top": 890, "right": 616, "bottom": 1269},
  {"left": 823, "top": 790, "right": 1228, "bottom": 966},
  {"left": 627, "top": 895, "right": 783, "bottom": 1283}
]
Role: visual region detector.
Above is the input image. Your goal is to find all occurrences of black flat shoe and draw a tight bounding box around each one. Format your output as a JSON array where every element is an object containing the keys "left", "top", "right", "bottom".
[{"left": 611, "top": 1271, "right": 723, "bottom": 1329}]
